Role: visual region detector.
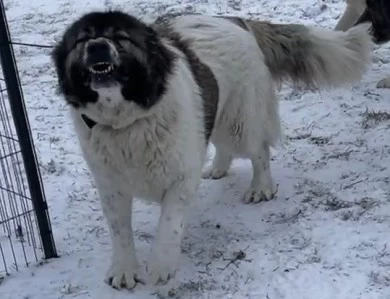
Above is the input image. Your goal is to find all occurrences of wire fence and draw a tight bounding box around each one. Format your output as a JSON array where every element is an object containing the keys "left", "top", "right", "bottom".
[
  {"left": 0, "top": 0, "right": 57, "bottom": 277},
  {"left": 0, "top": 76, "right": 41, "bottom": 275}
]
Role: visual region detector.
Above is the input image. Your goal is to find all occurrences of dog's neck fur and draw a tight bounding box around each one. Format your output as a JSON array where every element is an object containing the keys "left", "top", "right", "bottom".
[
  {"left": 91, "top": 84, "right": 125, "bottom": 107},
  {"left": 81, "top": 85, "right": 124, "bottom": 129},
  {"left": 78, "top": 78, "right": 177, "bottom": 132}
]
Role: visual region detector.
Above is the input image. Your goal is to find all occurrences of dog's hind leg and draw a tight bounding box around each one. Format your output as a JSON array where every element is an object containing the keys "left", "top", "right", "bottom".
[
  {"left": 202, "top": 144, "right": 232, "bottom": 179},
  {"left": 335, "top": 0, "right": 366, "bottom": 31},
  {"left": 376, "top": 76, "right": 390, "bottom": 88},
  {"left": 239, "top": 72, "right": 279, "bottom": 204},
  {"left": 242, "top": 141, "right": 275, "bottom": 203}
]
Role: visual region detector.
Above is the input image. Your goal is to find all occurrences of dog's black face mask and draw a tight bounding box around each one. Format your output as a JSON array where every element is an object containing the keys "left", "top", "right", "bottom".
[
  {"left": 52, "top": 11, "right": 175, "bottom": 109},
  {"left": 355, "top": 0, "right": 390, "bottom": 44}
]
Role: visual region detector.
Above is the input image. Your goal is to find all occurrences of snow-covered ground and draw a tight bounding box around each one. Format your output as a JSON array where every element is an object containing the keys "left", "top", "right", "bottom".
[{"left": 0, "top": 0, "right": 389, "bottom": 298}]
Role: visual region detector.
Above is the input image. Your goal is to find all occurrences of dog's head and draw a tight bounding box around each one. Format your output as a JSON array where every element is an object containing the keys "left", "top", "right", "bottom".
[
  {"left": 52, "top": 11, "right": 175, "bottom": 126},
  {"left": 355, "top": 0, "right": 390, "bottom": 44}
]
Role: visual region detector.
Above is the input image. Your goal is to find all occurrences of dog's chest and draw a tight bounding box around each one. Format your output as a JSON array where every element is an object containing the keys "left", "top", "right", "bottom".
[{"left": 86, "top": 124, "right": 178, "bottom": 199}]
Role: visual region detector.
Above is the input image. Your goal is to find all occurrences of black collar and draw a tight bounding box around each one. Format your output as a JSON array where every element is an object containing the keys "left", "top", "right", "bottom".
[{"left": 81, "top": 114, "right": 97, "bottom": 129}]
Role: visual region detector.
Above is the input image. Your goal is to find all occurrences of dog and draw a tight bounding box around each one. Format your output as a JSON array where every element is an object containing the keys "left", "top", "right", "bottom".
[
  {"left": 335, "top": 0, "right": 367, "bottom": 32},
  {"left": 335, "top": 0, "right": 390, "bottom": 88},
  {"left": 52, "top": 10, "right": 372, "bottom": 289}
]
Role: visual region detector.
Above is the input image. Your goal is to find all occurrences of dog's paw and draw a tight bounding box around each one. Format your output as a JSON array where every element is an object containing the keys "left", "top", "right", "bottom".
[
  {"left": 376, "top": 77, "right": 390, "bottom": 89},
  {"left": 147, "top": 254, "right": 178, "bottom": 285},
  {"left": 202, "top": 166, "right": 228, "bottom": 180},
  {"left": 242, "top": 186, "right": 275, "bottom": 204},
  {"left": 105, "top": 261, "right": 139, "bottom": 290}
]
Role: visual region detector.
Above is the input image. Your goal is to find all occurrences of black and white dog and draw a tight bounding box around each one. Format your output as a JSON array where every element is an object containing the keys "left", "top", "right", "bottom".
[
  {"left": 336, "top": 0, "right": 390, "bottom": 88},
  {"left": 52, "top": 11, "right": 372, "bottom": 289}
]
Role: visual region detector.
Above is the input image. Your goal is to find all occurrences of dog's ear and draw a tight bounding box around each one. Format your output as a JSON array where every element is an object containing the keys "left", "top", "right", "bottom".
[
  {"left": 51, "top": 40, "right": 69, "bottom": 95},
  {"left": 51, "top": 39, "right": 76, "bottom": 95},
  {"left": 144, "top": 27, "right": 177, "bottom": 106}
]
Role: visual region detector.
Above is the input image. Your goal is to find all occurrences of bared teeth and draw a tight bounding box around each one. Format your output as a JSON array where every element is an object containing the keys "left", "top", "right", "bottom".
[{"left": 88, "top": 62, "right": 114, "bottom": 74}]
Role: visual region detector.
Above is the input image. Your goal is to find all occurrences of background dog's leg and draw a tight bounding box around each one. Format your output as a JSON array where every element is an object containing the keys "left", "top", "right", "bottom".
[
  {"left": 148, "top": 182, "right": 193, "bottom": 284},
  {"left": 335, "top": 0, "right": 366, "bottom": 31},
  {"left": 376, "top": 76, "right": 390, "bottom": 88},
  {"left": 95, "top": 179, "right": 138, "bottom": 289},
  {"left": 243, "top": 142, "right": 274, "bottom": 204},
  {"left": 202, "top": 145, "right": 232, "bottom": 180}
]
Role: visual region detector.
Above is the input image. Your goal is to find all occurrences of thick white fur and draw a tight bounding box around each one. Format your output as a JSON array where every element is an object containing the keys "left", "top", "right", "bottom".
[
  {"left": 70, "top": 15, "right": 372, "bottom": 287},
  {"left": 71, "top": 43, "right": 204, "bottom": 287},
  {"left": 303, "top": 23, "right": 372, "bottom": 87}
]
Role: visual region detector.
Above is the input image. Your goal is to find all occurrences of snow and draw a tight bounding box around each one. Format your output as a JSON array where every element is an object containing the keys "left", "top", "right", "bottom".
[{"left": 1, "top": 0, "right": 390, "bottom": 298}]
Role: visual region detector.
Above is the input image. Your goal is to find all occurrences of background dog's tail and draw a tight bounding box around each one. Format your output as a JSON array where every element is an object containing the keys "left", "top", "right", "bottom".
[{"left": 246, "top": 20, "right": 373, "bottom": 89}]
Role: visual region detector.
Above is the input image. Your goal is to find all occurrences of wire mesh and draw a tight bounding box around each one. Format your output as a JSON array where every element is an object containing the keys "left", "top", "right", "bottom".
[
  {"left": 0, "top": 76, "right": 43, "bottom": 276},
  {"left": 0, "top": 0, "right": 57, "bottom": 276}
]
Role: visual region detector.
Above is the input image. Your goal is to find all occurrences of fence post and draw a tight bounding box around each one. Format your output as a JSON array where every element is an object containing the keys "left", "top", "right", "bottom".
[{"left": 0, "top": 0, "right": 57, "bottom": 259}]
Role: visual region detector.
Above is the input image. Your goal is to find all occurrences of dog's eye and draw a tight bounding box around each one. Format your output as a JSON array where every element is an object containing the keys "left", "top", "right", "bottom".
[
  {"left": 113, "top": 34, "right": 132, "bottom": 41},
  {"left": 113, "top": 35, "right": 143, "bottom": 49},
  {"left": 75, "top": 37, "right": 89, "bottom": 45}
]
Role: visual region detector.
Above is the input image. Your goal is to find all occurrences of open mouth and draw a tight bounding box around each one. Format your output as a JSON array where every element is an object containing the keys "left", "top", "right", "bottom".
[{"left": 88, "top": 62, "right": 115, "bottom": 75}]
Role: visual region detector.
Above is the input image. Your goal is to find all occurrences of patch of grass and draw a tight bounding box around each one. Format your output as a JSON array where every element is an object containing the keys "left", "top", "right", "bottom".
[
  {"left": 309, "top": 136, "right": 330, "bottom": 145},
  {"left": 324, "top": 148, "right": 353, "bottom": 161},
  {"left": 156, "top": 277, "right": 216, "bottom": 299},
  {"left": 49, "top": 136, "right": 60, "bottom": 145},
  {"left": 227, "top": 0, "right": 242, "bottom": 11},
  {"left": 339, "top": 197, "right": 379, "bottom": 221},
  {"left": 369, "top": 271, "right": 390, "bottom": 287},
  {"left": 323, "top": 198, "right": 353, "bottom": 211},
  {"left": 297, "top": 179, "right": 354, "bottom": 211},
  {"left": 362, "top": 109, "right": 390, "bottom": 129},
  {"left": 288, "top": 132, "right": 312, "bottom": 141}
]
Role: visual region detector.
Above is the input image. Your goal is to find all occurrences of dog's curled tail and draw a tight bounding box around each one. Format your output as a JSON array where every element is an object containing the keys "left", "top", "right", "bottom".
[{"left": 246, "top": 20, "right": 373, "bottom": 89}]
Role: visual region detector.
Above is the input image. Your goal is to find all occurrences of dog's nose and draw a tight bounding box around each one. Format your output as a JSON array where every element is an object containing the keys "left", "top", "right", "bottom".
[
  {"left": 85, "top": 38, "right": 113, "bottom": 66},
  {"left": 86, "top": 39, "right": 110, "bottom": 56}
]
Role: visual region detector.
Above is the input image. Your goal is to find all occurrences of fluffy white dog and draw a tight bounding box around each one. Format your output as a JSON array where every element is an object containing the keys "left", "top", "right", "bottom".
[{"left": 52, "top": 11, "right": 372, "bottom": 289}]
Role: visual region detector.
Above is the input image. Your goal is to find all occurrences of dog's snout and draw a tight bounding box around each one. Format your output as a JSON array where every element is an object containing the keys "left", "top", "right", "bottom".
[
  {"left": 84, "top": 38, "right": 115, "bottom": 66},
  {"left": 86, "top": 40, "right": 110, "bottom": 56}
]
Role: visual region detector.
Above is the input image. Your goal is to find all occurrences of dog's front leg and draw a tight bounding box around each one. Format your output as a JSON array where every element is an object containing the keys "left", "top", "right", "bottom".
[
  {"left": 94, "top": 175, "right": 139, "bottom": 289},
  {"left": 148, "top": 181, "right": 192, "bottom": 284},
  {"left": 335, "top": 0, "right": 366, "bottom": 31}
]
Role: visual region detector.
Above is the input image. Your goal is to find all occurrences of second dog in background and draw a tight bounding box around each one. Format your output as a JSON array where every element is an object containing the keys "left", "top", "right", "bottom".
[{"left": 335, "top": 0, "right": 390, "bottom": 88}]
